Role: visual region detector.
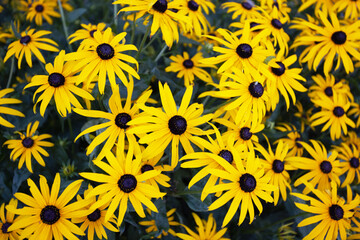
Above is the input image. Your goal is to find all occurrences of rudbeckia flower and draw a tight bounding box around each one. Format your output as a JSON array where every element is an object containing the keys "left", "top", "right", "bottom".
[
  {"left": 334, "top": 143, "right": 360, "bottom": 187},
  {"left": 3, "top": 28, "right": 59, "bottom": 69},
  {"left": 0, "top": 199, "right": 21, "bottom": 240},
  {"left": 177, "top": 213, "right": 229, "bottom": 240},
  {"left": 79, "top": 145, "right": 166, "bottom": 226},
  {"left": 260, "top": 0, "right": 291, "bottom": 22},
  {"left": 298, "top": 0, "right": 334, "bottom": 17},
  {"left": 128, "top": 82, "right": 213, "bottom": 168},
  {"left": 65, "top": 28, "right": 139, "bottom": 94},
  {"left": 68, "top": 22, "right": 107, "bottom": 45},
  {"left": 165, "top": 52, "right": 216, "bottom": 86},
  {"left": 6, "top": 173, "right": 86, "bottom": 240},
  {"left": 206, "top": 150, "right": 275, "bottom": 227},
  {"left": 274, "top": 123, "right": 304, "bottom": 157},
  {"left": 26, "top": 0, "right": 60, "bottom": 25},
  {"left": 71, "top": 185, "right": 119, "bottom": 240},
  {"left": 24, "top": 50, "right": 95, "bottom": 117},
  {"left": 332, "top": 0, "right": 360, "bottom": 20},
  {"left": 0, "top": 88, "right": 25, "bottom": 128},
  {"left": 292, "top": 181, "right": 360, "bottom": 240},
  {"left": 221, "top": 1, "right": 261, "bottom": 22},
  {"left": 349, "top": 101, "right": 360, "bottom": 127},
  {"left": 3, "top": 121, "right": 54, "bottom": 173}
]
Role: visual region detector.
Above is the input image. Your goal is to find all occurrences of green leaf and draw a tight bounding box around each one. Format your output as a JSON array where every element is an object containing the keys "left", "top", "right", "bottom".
[
  {"left": 67, "top": 8, "right": 87, "bottom": 22},
  {"left": 154, "top": 199, "right": 170, "bottom": 232},
  {"left": 12, "top": 168, "right": 31, "bottom": 194},
  {"left": 183, "top": 192, "right": 211, "bottom": 212}
]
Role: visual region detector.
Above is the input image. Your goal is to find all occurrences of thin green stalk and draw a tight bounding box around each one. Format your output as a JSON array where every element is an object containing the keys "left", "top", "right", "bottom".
[
  {"left": 57, "top": 0, "right": 73, "bottom": 52},
  {"left": 135, "top": 23, "right": 152, "bottom": 59},
  {"left": 6, "top": 57, "right": 15, "bottom": 88},
  {"left": 67, "top": 117, "right": 75, "bottom": 155},
  {"left": 113, "top": 0, "right": 118, "bottom": 26},
  {"left": 154, "top": 44, "right": 168, "bottom": 62},
  {"left": 142, "top": 30, "right": 159, "bottom": 52}
]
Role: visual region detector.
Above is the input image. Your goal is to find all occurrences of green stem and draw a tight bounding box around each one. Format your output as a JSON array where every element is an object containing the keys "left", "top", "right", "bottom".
[
  {"left": 6, "top": 57, "right": 15, "bottom": 88},
  {"left": 57, "top": 0, "right": 73, "bottom": 52},
  {"left": 113, "top": 0, "right": 118, "bottom": 26},
  {"left": 135, "top": 23, "right": 152, "bottom": 59},
  {"left": 154, "top": 44, "right": 167, "bottom": 62},
  {"left": 201, "top": 87, "right": 216, "bottom": 107},
  {"left": 67, "top": 117, "right": 75, "bottom": 155},
  {"left": 142, "top": 30, "right": 159, "bottom": 52}
]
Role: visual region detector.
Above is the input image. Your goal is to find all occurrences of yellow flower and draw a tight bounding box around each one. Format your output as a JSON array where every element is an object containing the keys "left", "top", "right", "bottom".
[
  {"left": 0, "top": 88, "right": 24, "bottom": 128},
  {"left": 0, "top": 199, "right": 21, "bottom": 240},
  {"left": 221, "top": 1, "right": 261, "bottom": 22},
  {"left": 334, "top": 143, "right": 360, "bottom": 187},
  {"left": 274, "top": 123, "right": 304, "bottom": 157},
  {"left": 26, "top": 0, "right": 60, "bottom": 25},
  {"left": 68, "top": 23, "right": 107, "bottom": 45}
]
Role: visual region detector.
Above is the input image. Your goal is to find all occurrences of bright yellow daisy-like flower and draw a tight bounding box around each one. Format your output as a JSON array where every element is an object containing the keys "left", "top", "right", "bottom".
[
  {"left": 267, "top": 54, "right": 307, "bottom": 110},
  {"left": 255, "top": 139, "right": 296, "bottom": 205},
  {"left": 71, "top": 185, "right": 119, "bottom": 240},
  {"left": 332, "top": 0, "right": 360, "bottom": 20},
  {"left": 74, "top": 79, "right": 152, "bottom": 159},
  {"left": 334, "top": 143, "right": 360, "bottom": 187},
  {"left": 68, "top": 22, "right": 107, "bottom": 45},
  {"left": 0, "top": 199, "right": 21, "bottom": 240},
  {"left": 177, "top": 213, "right": 229, "bottom": 240},
  {"left": 65, "top": 28, "right": 139, "bottom": 94},
  {"left": 79, "top": 145, "right": 165, "bottom": 226},
  {"left": 0, "top": 88, "right": 24, "bottom": 128},
  {"left": 128, "top": 82, "right": 213, "bottom": 168},
  {"left": 6, "top": 173, "right": 86, "bottom": 240},
  {"left": 343, "top": 131, "right": 360, "bottom": 151},
  {"left": 207, "top": 150, "right": 275, "bottom": 227},
  {"left": 221, "top": 1, "right": 261, "bottom": 22},
  {"left": 310, "top": 94, "right": 355, "bottom": 141},
  {"left": 260, "top": 0, "right": 291, "bottom": 22},
  {"left": 349, "top": 101, "right": 360, "bottom": 127},
  {"left": 26, "top": 0, "right": 60, "bottom": 26},
  {"left": 292, "top": 181, "right": 360, "bottom": 240},
  {"left": 290, "top": 140, "right": 341, "bottom": 194},
  {"left": 139, "top": 208, "right": 180, "bottom": 238},
  {"left": 24, "top": 50, "right": 94, "bottom": 117},
  {"left": 274, "top": 123, "right": 304, "bottom": 157},
  {"left": 3, "top": 28, "right": 59, "bottom": 69},
  {"left": 114, "top": 0, "right": 189, "bottom": 48},
  {"left": 165, "top": 52, "right": 216, "bottom": 87},
  {"left": 293, "top": 10, "right": 360, "bottom": 75},
  {"left": 3, "top": 121, "right": 54, "bottom": 173},
  {"left": 298, "top": 0, "right": 334, "bottom": 17}
]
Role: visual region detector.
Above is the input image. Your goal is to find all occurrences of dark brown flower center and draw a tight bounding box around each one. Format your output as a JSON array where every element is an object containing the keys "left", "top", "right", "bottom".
[
  {"left": 271, "top": 19, "right": 283, "bottom": 29},
  {"left": 152, "top": 0, "right": 168, "bottom": 13},
  {"left": 241, "top": 1, "right": 252, "bottom": 10},
  {"left": 22, "top": 137, "right": 34, "bottom": 148},
  {"left": 239, "top": 173, "right": 256, "bottom": 192},
  {"left": 333, "top": 106, "right": 345, "bottom": 117},
  {"left": 48, "top": 73, "right": 65, "bottom": 87},
  {"left": 183, "top": 59, "right": 194, "bottom": 69},
  {"left": 35, "top": 4, "right": 44, "bottom": 12},
  {"left": 188, "top": 0, "right": 199, "bottom": 11},
  {"left": 331, "top": 31, "right": 347, "bottom": 45},
  {"left": 236, "top": 43, "right": 253, "bottom": 58},
  {"left": 115, "top": 113, "right": 131, "bottom": 129},
  {"left": 168, "top": 115, "right": 187, "bottom": 135},
  {"left": 96, "top": 43, "right": 115, "bottom": 60},
  {"left": 329, "top": 204, "right": 344, "bottom": 220},
  {"left": 295, "top": 138, "right": 303, "bottom": 148},
  {"left": 87, "top": 209, "right": 101, "bottom": 222},
  {"left": 118, "top": 174, "right": 137, "bottom": 193},
  {"left": 240, "top": 127, "right": 252, "bottom": 140},
  {"left": 271, "top": 61, "right": 285, "bottom": 76},
  {"left": 272, "top": 160, "right": 284, "bottom": 173},
  {"left": 248, "top": 82, "right": 264, "bottom": 98},
  {"left": 320, "top": 160, "right": 332, "bottom": 174},
  {"left": 1, "top": 222, "right": 11, "bottom": 233},
  {"left": 89, "top": 30, "right": 96, "bottom": 38},
  {"left": 324, "top": 87, "right": 333, "bottom": 97},
  {"left": 350, "top": 157, "right": 359, "bottom": 168},
  {"left": 218, "top": 150, "right": 233, "bottom": 164},
  {"left": 20, "top": 35, "right": 31, "bottom": 45},
  {"left": 141, "top": 164, "right": 154, "bottom": 173},
  {"left": 40, "top": 205, "right": 60, "bottom": 225}
]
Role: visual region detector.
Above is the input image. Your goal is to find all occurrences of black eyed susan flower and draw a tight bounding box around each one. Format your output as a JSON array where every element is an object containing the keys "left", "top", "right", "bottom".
[
  {"left": 128, "top": 82, "right": 213, "bottom": 169},
  {"left": 274, "top": 123, "right": 304, "bottom": 157},
  {"left": 3, "top": 28, "right": 59, "bottom": 69},
  {"left": 292, "top": 181, "right": 360, "bottom": 240},
  {"left": 221, "top": 1, "right": 261, "bottom": 22},
  {"left": 79, "top": 145, "right": 166, "bottom": 226},
  {"left": 343, "top": 131, "right": 360, "bottom": 151},
  {"left": 207, "top": 150, "right": 275, "bottom": 227},
  {"left": 74, "top": 79, "right": 152, "bottom": 159},
  {"left": 3, "top": 121, "right": 54, "bottom": 173},
  {"left": 267, "top": 54, "right": 307, "bottom": 110},
  {"left": 332, "top": 0, "right": 360, "bottom": 20},
  {"left": 65, "top": 28, "right": 139, "bottom": 94},
  {"left": 24, "top": 50, "right": 94, "bottom": 117},
  {"left": 177, "top": 213, "right": 229, "bottom": 240},
  {"left": 0, "top": 199, "right": 21, "bottom": 240},
  {"left": 334, "top": 143, "right": 360, "bottom": 187},
  {"left": 68, "top": 23, "right": 107, "bottom": 45},
  {"left": 26, "top": 0, "right": 60, "bottom": 26},
  {"left": 139, "top": 208, "right": 180, "bottom": 238},
  {"left": 255, "top": 139, "right": 296, "bottom": 205},
  {"left": 0, "top": 88, "right": 25, "bottom": 128},
  {"left": 71, "top": 185, "right": 119, "bottom": 240},
  {"left": 298, "top": 0, "right": 334, "bottom": 17},
  {"left": 165, "top": 52, "right": 216, "bottom": 87},
  {"left": 293, "top": 10, "right": 360, "bottom": 75},
  {"left": 114, "top": 0, "right": 189, "bottom": 48},
  {"left": 349, "top": 101, "right": 360, "bottom": 128},
  {"left": 290, "top": 140, "right": 341, "bottom": 194},
  {"left": 310, "top": 94, "right": 355, "bottom": 141},
  {"left": 6, "top": 173, "right": 86, "bottom": 240},
  {"left": 260, "top": 0, "right": 291, "bottom": 22}
]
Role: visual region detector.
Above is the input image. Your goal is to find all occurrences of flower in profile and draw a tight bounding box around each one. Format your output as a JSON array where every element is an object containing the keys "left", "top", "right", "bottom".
[
  {"left": 71, "top": 185, "right": 119, "bottom": 240},
  {"left": 139, "top": 208, "right": 180, "bottom": 238},
  {"left": 24, "top": 50, "right": 94, "bottom": 117},
  {"left": 297, "top": 0, "right": 334, "bottom": 17},
  {"left": 293, "top": 10, "right": 360, "bottom": 75},
  {"left": 74, "top": 79, "right": 152, "bottom": 159},
  {"left": 114, "top": 0, "right": 189, "bottom": 48},
  {"left": 332, "top": 0, "right": 360, "bottom": 20},
  {"left": 277, "top": 222, "right": 296, "bottom": 240},
  {"left": 3, "top": 121, "right": 54, "bottom": 173},
  {"left": 334, "top": 143, "right": 360, "bottom": 187},
  {"left": 292, "top": 181, "right": 360, "bottom": 240},
  {"left": 255, "top": 139, "right": 296, "bottom": 205},
  {"left": 128, "top": 82, "right": 213, "bottom": 168},
  {"left": 79, "top": 145, "right": 165, "bottom": 226},
  {"left": 221, "top": 1, "right": 261, "bottom": 22},
  {"left": 65, "top": 28, "right": 139, "bottom": 94},
  {"left": 0, "top": 88, "right": 25, "bottom": 128},
  {"left": 165, "top": 52, "right": 216, "bottom": 87},
  {"left": 26, "top": 0, "right": 60, "bottom": 25},
  {"left": 274, "top": 123, "right": 304, "bottom": 157},
  {"left": 177, "top": 213, "right": 229, "bottom": 240},
  {"left": 260, "top": 0, "right": 291, "bottom": 22},
  {"left": 3, "top": 28, "right": 59, "bottom": 69},
  {"left": 290, "top": 140, "right": 341, "bottom": 193},
  {"left": 310, "top": 94, "right": 355, "bottom": 141},
  {"left": 0, "top": 199, "right": 21, "bottom": 240},
  {"left": 68, "top": 22, "right": 107, "bottom": 45},
  {"left": 207, "top": 150, "right": 275, "bottom": 227},
  {"left": 6, "top": 173, "right": 85, "bottom": 240},
  {"left": 349, "top": 100, "right": 360, "bottom": 128}
]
